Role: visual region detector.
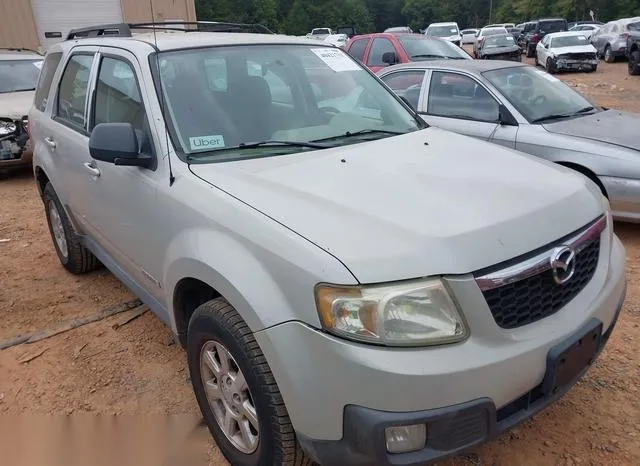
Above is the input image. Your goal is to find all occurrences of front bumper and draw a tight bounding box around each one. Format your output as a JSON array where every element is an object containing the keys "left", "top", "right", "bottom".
[
  {"left": 255, "top": 235, "right": 626, "bottom": 465},
  {"left": 555, "top": 58, "right": 598, "bottom": 70},
  {"left": 298, "top": 290, "right": 625, "bottom": 466},
  {"left": 601, "top": 175, "right": 640, "bottom": 222}
]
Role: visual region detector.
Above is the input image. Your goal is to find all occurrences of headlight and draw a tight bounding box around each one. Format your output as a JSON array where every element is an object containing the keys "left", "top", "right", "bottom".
[
  {"left": 0, "top": 120, "right": 17, "bottom": 136},
  {"left": 315, "top": 279, "right": 469, "bottom": 347}
]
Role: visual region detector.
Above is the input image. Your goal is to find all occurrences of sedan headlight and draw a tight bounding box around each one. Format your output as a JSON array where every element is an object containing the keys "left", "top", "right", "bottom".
[{"left": 315, "top": 279, "right": 469, "bottom": 346}]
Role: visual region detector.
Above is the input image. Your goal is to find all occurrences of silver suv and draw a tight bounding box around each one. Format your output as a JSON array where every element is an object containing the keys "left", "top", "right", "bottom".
[{"left": 30, "top": 22, "right": 626, "bottom": 466}]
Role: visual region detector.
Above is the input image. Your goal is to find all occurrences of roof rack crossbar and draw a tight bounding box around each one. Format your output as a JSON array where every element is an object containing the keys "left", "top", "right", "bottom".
[{"left": 66, "top": 20, "right": 274, "bottom": 40}]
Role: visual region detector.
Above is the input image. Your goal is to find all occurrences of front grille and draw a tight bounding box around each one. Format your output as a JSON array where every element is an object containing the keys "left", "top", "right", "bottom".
[{"left": 475, "top": 216, "right": 605, "bottom": 329}]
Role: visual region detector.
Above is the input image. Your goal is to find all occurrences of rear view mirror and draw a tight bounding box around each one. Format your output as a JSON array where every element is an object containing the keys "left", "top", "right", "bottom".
[
  {"left": 382, "top": 52, "right": 397, "bottom": 65},
  {"left": 498, "top": 104, "right": 518, "bottom": 126},
  {"left": 89, "top": 123, "right": 153, "bottom": 168}
]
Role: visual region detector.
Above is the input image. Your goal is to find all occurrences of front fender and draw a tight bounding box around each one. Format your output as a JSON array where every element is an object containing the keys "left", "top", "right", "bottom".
[{"left": 163, "top": 227, "right": 355, "bottom": 333}]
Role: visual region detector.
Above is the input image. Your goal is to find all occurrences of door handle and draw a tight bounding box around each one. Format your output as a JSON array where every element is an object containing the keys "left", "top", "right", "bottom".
[
  {"left": 44, "top": 136, "right": 56, "bottom": 149},
  {"left": 83, "top": 162, "right": 101, "bottom": 177}
]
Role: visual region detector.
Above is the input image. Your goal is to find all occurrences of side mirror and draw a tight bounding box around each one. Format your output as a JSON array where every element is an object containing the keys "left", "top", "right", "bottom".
[
  {"left": 498, "top": 104, "right": 518, "bottom": 126},
  {"left": 89, "top": 122, "right": 153, "bottom": 168},
  {"left": 382, "top": 51, "right": 397, "bottom": 65}
]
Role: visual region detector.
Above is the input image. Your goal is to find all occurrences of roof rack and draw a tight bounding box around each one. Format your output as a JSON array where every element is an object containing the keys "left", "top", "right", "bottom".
[{"left": 66, "top": 21, "right": 275, "bottom": 40}]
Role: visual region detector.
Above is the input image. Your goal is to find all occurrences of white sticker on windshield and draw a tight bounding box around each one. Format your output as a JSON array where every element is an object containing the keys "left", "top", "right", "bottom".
[
  {"left": 189, "top": 135, "right": 225, "bottom": 151},
  {"left": 311, "top": 48, "right": 360, "bottom": 72},
  {"left": 450, "top": 28, "right": 457, "bottom": 33}
]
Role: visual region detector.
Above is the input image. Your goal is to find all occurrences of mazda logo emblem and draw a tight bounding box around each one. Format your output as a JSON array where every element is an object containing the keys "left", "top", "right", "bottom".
[{"left": 550, "top": 246, "right": 576, "bottom": 285}]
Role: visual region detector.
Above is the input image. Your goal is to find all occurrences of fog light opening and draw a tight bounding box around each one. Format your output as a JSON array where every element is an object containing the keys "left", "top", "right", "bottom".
[{"left": 385, "top": 424, "right": 427, "bottom": 454}]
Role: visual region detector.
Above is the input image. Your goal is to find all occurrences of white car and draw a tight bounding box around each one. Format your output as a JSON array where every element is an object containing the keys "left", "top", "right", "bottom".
[
  {"left": 323, "top": 33, "right": 348, "bottom": 48},
  {"left": 536, "top": 31, "right": 598, "bottom": 73},
  {"left": 461, "top": 28, "right": 479, "bottom": 44},
  {"left": 425, "top": 22, "right": 462, "bottom": 46},
  {"left": 569, "top": 23, "right": 600, "bottom": 40},
  {"left": 473, "top": 26, "right": 509, "bottom": 57},
  {"left": 0, "top": 48, "right": 43, "bottom": 170}
]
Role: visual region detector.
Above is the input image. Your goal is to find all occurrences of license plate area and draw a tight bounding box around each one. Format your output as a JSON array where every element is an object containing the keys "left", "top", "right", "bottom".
[{"left": 542, "top": 319, "right": 602, "bottom": 395}]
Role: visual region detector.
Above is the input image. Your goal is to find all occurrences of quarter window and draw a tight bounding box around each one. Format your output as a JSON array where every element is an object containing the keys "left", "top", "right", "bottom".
[
  {"left": 93, "top": 56, "right": 146, "bottom": 131},
  {"left": 427, "top": 71, "right": 499, "bottom": 122},
  {"left": 34, "top": 52, "right": 62, "bottom": 112},
  {"left": 56, "top": 54, "right": 94, "bottom": 129}
]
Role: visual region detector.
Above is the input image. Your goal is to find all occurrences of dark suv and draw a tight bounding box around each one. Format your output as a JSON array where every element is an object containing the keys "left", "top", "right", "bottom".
[
  {"left": 525, "top": 18, "right": 568, "bottom": 57},
  {"left": 628, "top": 20, "right": 640, "bottom": 75}
]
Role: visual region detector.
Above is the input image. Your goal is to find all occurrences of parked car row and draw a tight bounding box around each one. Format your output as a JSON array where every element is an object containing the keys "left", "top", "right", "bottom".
[{"left": 26, "top": 21, "right": 628, "bottom": 466}]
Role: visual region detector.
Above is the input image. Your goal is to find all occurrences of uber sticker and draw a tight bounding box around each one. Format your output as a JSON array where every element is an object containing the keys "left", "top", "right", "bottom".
[
  {"left": 189, "top": 135, "right": 225, "bottom": 151},
  {"left": 311, "top": 48, "right": 361, "bottom": 72}
]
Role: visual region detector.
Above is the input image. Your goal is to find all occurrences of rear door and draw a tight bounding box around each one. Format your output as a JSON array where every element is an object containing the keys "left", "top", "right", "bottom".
[
  {"left": 378, "top": 69, "right": 427, "bottom": 111},
  {"left": 345, "top": 37, "right": 369, "bottom": 64},
  {"left": 420, "top": 70, "right": 517, "bottom": 148},
  {"left": 46, "top": 46, "right": 99, "bottom": 231}
]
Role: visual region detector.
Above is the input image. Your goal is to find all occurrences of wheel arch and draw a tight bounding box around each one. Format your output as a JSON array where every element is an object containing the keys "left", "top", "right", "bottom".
[{"left": 557, "top": 161, "right": 608, "bottom": 198}]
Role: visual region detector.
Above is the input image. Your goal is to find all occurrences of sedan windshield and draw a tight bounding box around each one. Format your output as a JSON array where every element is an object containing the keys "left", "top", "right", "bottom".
[
  {"left": 0, "top": 59, "right": 43, "bottom": 93},
  {"left": 551, "top": 35, "right": 589, "bottom": 47},
  {"left": 399, "top": 37, "right": 470, "bottom": 60},
  {"left": 156, "top": 45, "right": 422, "bottom": 161},
  {"left": 483, "top": 35, "right": 517, "bottom": 48},
  {"left": 426, "top": 26, "right": 458, "bottom": 37},
  {"left": 483, "top": 66, "right": 596, "bottom": 123}
]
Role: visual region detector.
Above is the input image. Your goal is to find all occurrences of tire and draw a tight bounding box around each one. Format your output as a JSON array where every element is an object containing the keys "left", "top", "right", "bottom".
[
  {"left": 42, "top": 182, "right": 100, "bottom": 274},
  {"left": 187, "top": 298, "right": 313, "bottom": 466},
  {"left": 526, "top": 44, "right": 535, "bottom": 58},
  {"left": 546, "top": 58, "right": 556, "bottom": 74},
  {"left": 604, "top": 45, "right": 615, "bottom": 63},
  {"left": 629, "top": 50, "right": 640, "bottom": 75},
  {"left": 589, "top": 65, "right": 598, "bottom": 73}
]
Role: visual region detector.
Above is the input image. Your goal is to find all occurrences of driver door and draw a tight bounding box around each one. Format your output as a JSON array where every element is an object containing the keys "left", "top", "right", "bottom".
[{"left": 419, "top": 70, "right": 517, "bottom": 148}]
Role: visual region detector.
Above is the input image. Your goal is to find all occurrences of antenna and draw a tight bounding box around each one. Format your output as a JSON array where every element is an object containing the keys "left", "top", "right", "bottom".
[{"left": 148, "top": 0, "right": 175, "bottom": 186}]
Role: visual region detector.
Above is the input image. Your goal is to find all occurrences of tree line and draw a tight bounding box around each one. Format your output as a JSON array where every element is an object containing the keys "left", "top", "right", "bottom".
[{"left": 195, "top": 0, "right": 640, "bottom": 35}]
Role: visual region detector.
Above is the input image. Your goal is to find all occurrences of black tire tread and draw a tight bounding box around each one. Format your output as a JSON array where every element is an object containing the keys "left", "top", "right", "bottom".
[
  {"left": 629, "top": 50, "right": 640, "bottom": 75},
  {"left": 43, "top": 182, "right": 100, "bottom": 274},
  {"left": 190, "top": 298, "right": 313, "bottom": 466}
]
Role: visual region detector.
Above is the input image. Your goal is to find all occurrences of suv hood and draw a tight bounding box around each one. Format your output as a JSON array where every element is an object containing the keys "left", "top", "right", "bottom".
[
  {"left": 543, "top": 109, "right": 640, "bottom": 152},
  {"left": 0, "top": 90, "right": 34, "bottom": 119},
  {"left": 190, "top": 128, "right": 603, "bottom": 283}
]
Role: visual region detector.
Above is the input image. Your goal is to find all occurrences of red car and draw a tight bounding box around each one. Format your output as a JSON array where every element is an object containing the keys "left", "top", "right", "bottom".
[{"left": 344, "top": 32, "right": 472, "bottom": 73}]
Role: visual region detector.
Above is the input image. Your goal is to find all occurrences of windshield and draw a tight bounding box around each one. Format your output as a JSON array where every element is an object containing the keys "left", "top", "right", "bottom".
[
  {"left": 483, "top": 35, "right": 517, "bottom": 48},
  {"left": 399, "top": 37, "right": 469, "bottom": 60},
  {"left": 551, "top": 35, "right": 589, "bottom": 47},
  {"left": 156, "top": 45, "right": 422, "bottom": 161},
  {"left": 539, "top": 21, "right": 566, "bottom": 33},
  {"left": 483, "top": 66, "right": 595, "bottom": 123},
  {"left": 426, "top": 26, "right": 458, "bottom": 37},
  {"left": 482, "top": 28, "right": 507, "bottom": 37},
  {"left": 0, "top": 59, "right": 43, "bottom": 93}
]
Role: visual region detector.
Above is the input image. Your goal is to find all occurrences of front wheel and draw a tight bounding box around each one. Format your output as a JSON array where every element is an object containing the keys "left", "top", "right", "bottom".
[
  {"left": 604, "top": 45, "right": 615, "bottom": 63},
  {"left": 546, "top": 58, "right": 557, "bottom": 74},
  {"left": 187, "top": 298, "right": 313, "bottom": 466}
]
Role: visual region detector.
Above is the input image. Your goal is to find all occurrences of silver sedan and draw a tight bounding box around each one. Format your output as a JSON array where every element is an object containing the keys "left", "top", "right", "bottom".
[{"left": 377, "top": 60, "right": 640, "bottom": 222}]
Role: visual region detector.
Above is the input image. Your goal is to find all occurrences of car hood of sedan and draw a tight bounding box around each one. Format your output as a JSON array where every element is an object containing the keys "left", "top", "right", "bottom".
[
  {"left": 550, "top": 45, "right": 597, "bottom": 55},
  {"left": 543, "top": 109, "right": 640, "bottom": 152},
  {"left": 0, "top": 90, "right": 34, "bottom": 119},
  {"left": 190, "top": 127, "right": 602, "bottom": 284}
]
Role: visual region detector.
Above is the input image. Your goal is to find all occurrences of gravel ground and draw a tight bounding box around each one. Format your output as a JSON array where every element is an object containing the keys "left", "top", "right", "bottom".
[{"left": 1, "top": 57, "right": 639, "bottom": 466}]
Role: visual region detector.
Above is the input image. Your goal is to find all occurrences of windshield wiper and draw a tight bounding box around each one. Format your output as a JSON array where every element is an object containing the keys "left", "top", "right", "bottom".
[
  {"left": 531, "top": 106, "right": 596, "bottom": 123},
  {"left": 312, "top": 129, "right": 407, "bottom": 143},
  {"left": 186, "top": 140, "right": 328, "bottom": 159}
]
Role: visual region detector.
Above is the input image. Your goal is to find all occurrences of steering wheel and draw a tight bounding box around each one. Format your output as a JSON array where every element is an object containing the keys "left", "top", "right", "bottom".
[{"left": 533, "top": 95, "right": 548, "bottom": 106}]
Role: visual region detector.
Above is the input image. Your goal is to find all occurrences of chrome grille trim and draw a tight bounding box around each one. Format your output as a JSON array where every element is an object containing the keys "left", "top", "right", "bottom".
[{"left": 475, "top": 215, "right": 607, "bottom": 292}]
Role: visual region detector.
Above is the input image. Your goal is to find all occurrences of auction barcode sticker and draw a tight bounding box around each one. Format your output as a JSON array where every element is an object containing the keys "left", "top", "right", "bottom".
[{"left": 311, "top": 48, "right": 361, "bottom": 72}]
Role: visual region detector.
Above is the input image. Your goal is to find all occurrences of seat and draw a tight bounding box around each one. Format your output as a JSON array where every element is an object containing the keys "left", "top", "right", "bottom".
[{"left": 227, "top": 75, "right": 273, "bottom": 142}]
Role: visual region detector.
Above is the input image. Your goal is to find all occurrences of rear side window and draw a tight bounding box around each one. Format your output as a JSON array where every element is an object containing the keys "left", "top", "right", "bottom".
[
  {"left": 34, "top": 52, "right": 62, "bottom": 112},
  {"left": 56, "top": 54, "right": 94, "bottom": 130},
  {"left": 539, "top": 20, "right": 566, "bottom": 32},
  {"left": 348, "top": 39, "right": 368, "bottom": 62}
]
